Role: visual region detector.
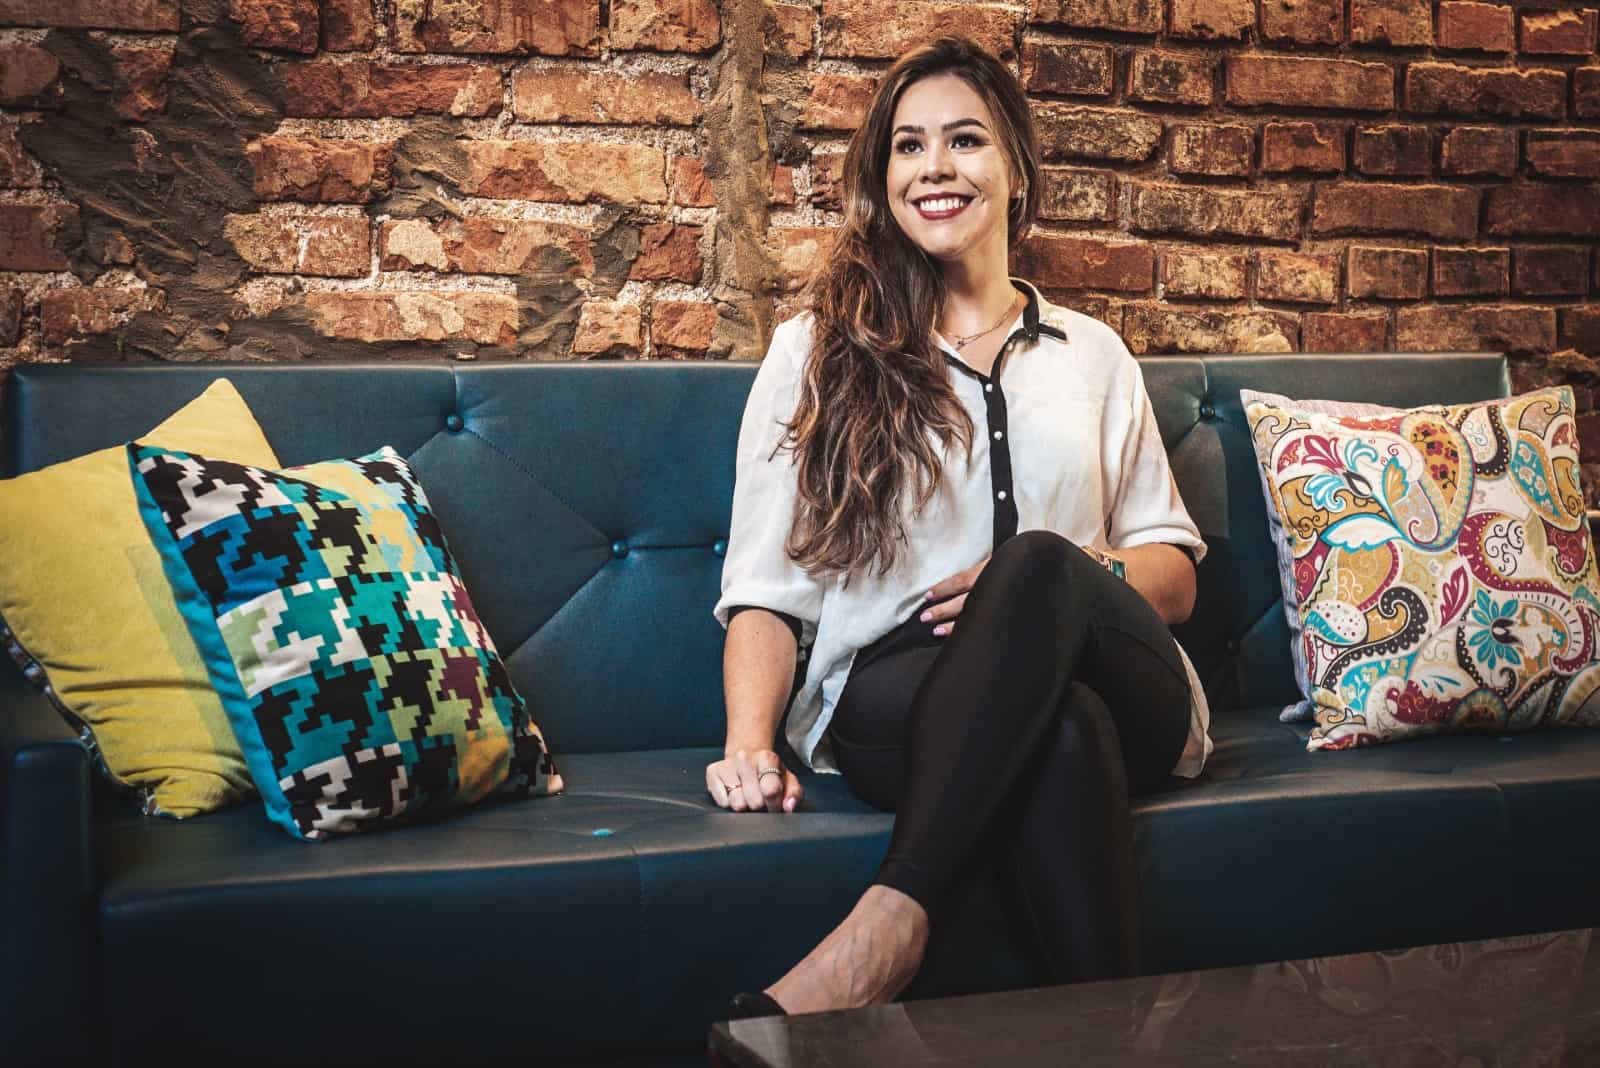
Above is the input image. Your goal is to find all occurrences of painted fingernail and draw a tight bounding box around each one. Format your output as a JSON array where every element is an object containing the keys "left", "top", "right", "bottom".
[
  {"left": 923, "top": 590, "right": 933, "bottom": 600},
  {"left": 784, "top": 797, "right": 796, "bottom": 812},
  {"left": 934, "top": 624, "right": 948, "bottom": 636},
  {"left": 919, "top": 610, "right": 932, "bottom": 623}
]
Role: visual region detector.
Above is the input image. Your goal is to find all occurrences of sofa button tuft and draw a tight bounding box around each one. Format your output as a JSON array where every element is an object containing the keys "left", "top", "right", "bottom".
[
  {"left": 1225, "top": 638, "right": 1240, "bottom": 655},
  {"left": 445, "top": 413, "right": 464, "bottom": 433},
  {"left": 610, "top": 540, "right": 629, "bottom": 559},
  {"left": 712, "top": 539, "right": 727, "bottom": 557},
  {"left": 1199, "top": 403, "right": 1216, "bottom": 421}
]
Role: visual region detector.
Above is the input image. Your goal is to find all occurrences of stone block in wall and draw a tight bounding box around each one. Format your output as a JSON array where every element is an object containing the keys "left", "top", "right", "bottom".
[
  {"left": 768, "top": 227, "right": 834, "bottom": 291},
  {"left": 1514, "top": 247, "right": 1591, "bottom": 297},
  {"left": 1012, "top": 234, "right": 1153, "bottom": 292},
  {"left": 1038, "top": 168, "right": 1113, "bottom": 222},
  {"left": 1160, "top": 248, "right": 1248, "bottom": 300},
  {"left": 771, "top": 164, "right": 796, "bottom": 206},
  {"left": 1128, "top": 183, "right": 1303, "bottom": 242},
  {"left": 1260, "top": 0, "right": 1341, "bottom": 44},
  {"left": 41, "top": 287, "right": 162, "bottom": 344},
  {"left": 572, "top": 301, "right": 643, "bottom": 355},
  {"left": 1353, "top": 125, "right": 1431, "bottom": 177},
  {"left": 1027, "top": 0, "right": 1161, "bottom": 34},
  {"left": 380, "top": 218, "right": 595, "bottom": 276},
  {"left": 1303, "top": 312, "right": 1387, "bottom": 353},
  {"left": 1431, "top": 247, "right": 1509, "bottom": 297},
  {"left": 0, "top": 0, "right": 176, "bottom": 30},
  {"left": 1395, "top": 305, "right": 1556, "bottom": 355},
  {"left": 1347, "top": 246, "right": 1427, "bottom": 300},
  {"left": 230, "top": 0, "right": 318, "bottom": 53},
  {"left": 304, "top": 291, "right": 520, "bottom": 346},
  {"left": 512, "top": 67, "right": 696, "bottom": 125},
  {"left": 1349, "top": 0, "right": 1432, "bottom": 46},
  {"left": 1168, "top": 124, "right": 1253, "bottom": 177},
  {"left": 284, "top": 62, "right": 504, "bottom": 119},
  {"left": 1226, "top": 56, "right": 1394, "bottom": 111},
  {"left": 0, "top": 124, "right": 40, "bottom": 188},
  {"left": 672, "top": 156, "right": 716, "bottom": 207},
  {"left": 0, "top": 45, "right": 60, "bottom": 108},
  {"left": 1485, "top": 186, "right": 1600, "bottom": 239},
  {"left": 1260, "top": 122, "right": 1344, "bottom": 173},
  {"left": 1578, "top": 68, "right": 1600, "bottom": 120},
  {"left": 1170, "top": 0, "right": 1254, "bottom": 40},
  {"left": 1035, "top": 105, "right": 1162, "bottom": 162},
  {"left": 798, "top": 72, "right": 875, "bottom": 132},
  {"left": 1022, "top": 40, "right": 1113, "bottom": 97},
  {"left": 808, "top": 149, "right": 846, "bottom": 211},
  {"left": 248, "top": 137, "right": 395, "bottom": 203},
  {"left": 1437, "top": 2, "right": 1513, "bottom": 52},
  {"left": 392, "top": 0, "right": 602, "bottom": 56},
  {"left": 612, "top": 0, "right": 721, "bottom": 52},
  {"left": 1440, "top": 127, "right": 1517, "bottom": 177},
  {"left": 1257, "top": 251, "right": 1339, "bottom": 304},
  {"left": 629, "top": 223, "right": 703, "bottom": 284},
  {"left": 113, "top": 48, "right": 171, "bottom": 121},
  {"left": 1312, "top": 183, "right": 1478, "bottom": 240},
  {"left": 1127, "top": 51, "right": 1213, "bottom": 106},
  {"left": 0, "top": 203, "right": 78, "bottom": 271},
  {"left": 652, "top": 300, "right": 718, "bottom": 354},
  {"left": 1405, "top": 65, "right": 1566, "bottom": 120},
  {"left": 323, "top": 0, "right": 376, "bottom": 51},
  {"left": 1122, "top": 304, "right": 1297, "bottom": 354},
  {"left": 460, "top": 142, "right": 668, "bottom": 205},
  {"left": 820, "top": 0, "right": 1019, "bottom": 61},
  {"left": 1526, "top": 131, "right": 1600, "bottom": 180},
  {"left": 226, "top": 214, "right": 370, "bottom": 277},
  {"left": 1562, "top": 307, "right": 1600, "bottom": 355},
  {"left": 764, "top": 1, "right": 814, "bottom": 59},
  {"left": 0, "top": 288, "right": 21, "bottom": 345},
  {"left": 1519, "top": 10, "right": 1597, "bottom": 56}
]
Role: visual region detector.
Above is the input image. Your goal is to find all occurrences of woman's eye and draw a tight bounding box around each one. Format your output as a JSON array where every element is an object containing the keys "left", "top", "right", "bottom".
[
  {"left": 895, "top": 139, "right": 920, "bottom": 154},
  {"left": 952, "top": 134, "right": 980, "bottom": 149}
]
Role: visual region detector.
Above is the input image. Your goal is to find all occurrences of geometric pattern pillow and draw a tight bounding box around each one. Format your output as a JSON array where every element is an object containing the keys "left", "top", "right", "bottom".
[
  {"left": 1243, "top": 385, "right": 1600, "bottom": 751},
  {"left": 127, "top": 443, "right": 562, "bottom": 839}
]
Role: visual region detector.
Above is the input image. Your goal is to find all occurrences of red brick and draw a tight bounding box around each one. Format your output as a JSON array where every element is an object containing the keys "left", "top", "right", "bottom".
[
  {"left": 1520, "top": 9, "right": 1597, "bottom": 55},
  {"left": 392, "top": 0, "right": 601, "bottom": 56},
  {"left": 230, "top": 0, "right": 318, "bottom": 53},
  {"left": 1023, "top": 40, "right": 1113, "bottom": 96},
  {"left": 0, "top": 204, "right": 77, "bottom": 271},
  {"left": 1578, "top": 68, "right": 1600, "bottom": 120},
  {"left": 0, "top": 45, "right": 60, "bottom": 108},
  {"left": 1226, "top": 56, "right": 1394, "bottom": 111},
  {"left": 1258, "top": 250, "right": 1339, "bottom": 304},
  {"left": 1128, "top": 50, "right": 1213, "bottom": 106},
  {"left": 672, "top": 156, "right": 715, "bottom": 207},
  {"left": 111, "top": 47, "right": 170, "bottom": 121},
  {"left": 1027, "top": 0, "right": 1161, "bottom": 33},
  {"left": 1431, "top": 247, "right": 1508, "bottom": 297},
  {"left": 1561, "top": 306, "right": 1600, "bottom": 354},
  {"left": 1129, "top": 183, "right": 1303, "bottom": 242},
  {"left": 764, "top": 1, "right": 813, "bottom": 58},
  {"left": 1170, "top": 0, "right": 1253, "bottom": 40},
  {"left": 1515, "top": 247, "right": 1590, "bottom": 297},
  {"left": 1347, "top": 245, "right": 1428, "bottom": 299},
  {"left": 460, "top": 141, "right": 668, "bottom": 205},
  {"left": 1260, "top": 0, "right": 1341, "bottom": 44},
  {"left": 1486, "top": 186, "right": 1600, "bottom": 238},
  {"left": 225, "top": 213, "right": 369, "bottom": 277},
  {"left": 1122, "top": 304, "right": 1297, "bottom": 353},
  {"left": 819, "top": 0, "right": 1019, "bottom": 61},
  {"left": 1312, "top": 183, "right": 1478, "bottom": 240},
  {"left": 1526, "top": 131, "right": 1600, "bottom": 180},
  {"left": 612, "top": 0, "right": 721, "bottom": 51},
  {"left": 1036, "top": 105, "right": 1163, "bottom": 162},
  {"left": 284, "top": 62, "right": 503, "bottom": 118},
  {"left": 0, "top": 124, "right": 39, "bottom": 187},
  {"left": 1168, "top": 124, "right": 1253, "bottom": 177},
  {"left": 1038, "top": 167, "right": 1113, "bottom": 222},
  {"left": 769, "top": 227, "right": 835, "bottom": 290},
  {"left": 1353, "top": 125, "right": 1431, "bottom": 176},
  {"left": 41, "top": 287, "right": 161, "bottom": 344},
  {"left": 304, "top": 291, "right": 519, "bottom": 346},
  {"left": 1012, "top": 234, "right": 1152, "bottom": 292},
  {"left": 572, "top": 300, "right": 642, "bottom": 355},
  {"left": 0, "top": 287, "right": 18, "bottom": 345},
  {"left": 1160, "top": 248, "right": 1247, "bottom": 299},
  {"left": 1405, "top": 64, "right": 1566, "bottom": 120},
  {"left": 629, "top": 222, "right": 703, "bottom": 283},
  {"left": 512, "top": 67, "right": 696, "bottom": 125},
  {"left": 1395, "top": 305, "right": 1556, "bottom": 354},
  {"left": 799, "top": 72, "right": 875, "bottom": 131},
  {"left": 1260, "top": 121, "right": 1345, "bottom": 173},
  {"left": 808, "top": 148, "right": 846, "bottom": 211},
  {"left": 771, "top": 164, "right": 797, "bottom": 206},
  {"left": 0, "top": 0, "right": 175, "bottom": 29},
  {"left": 323, "top": 0, "right": 375, "bottom": 51},
  {"left": 1440, "top": 127, "right": 1517, "bottom": 177},
  {"left": 381, "top": 217, "right": 594, "bottom": 276},
  {"left": 247, "top": 137, "right": 395, "bottom": 203},
  {"left": 1303, "top": 312, "right": 1387, "bottom": 352},
  {"left": 1437, "top": 2, "right": 1513, "bottom": 52},
  {"left": 652, "top": 300, "right": 718, "bottom": 352},
  {"left": 1350, "top": 0, "right": 1432, "bottom": 47}
]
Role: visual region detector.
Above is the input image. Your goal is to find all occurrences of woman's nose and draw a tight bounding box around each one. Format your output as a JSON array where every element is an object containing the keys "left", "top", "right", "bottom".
[{"left": 921, "top": 140, "right": 954, "bottom": 177}]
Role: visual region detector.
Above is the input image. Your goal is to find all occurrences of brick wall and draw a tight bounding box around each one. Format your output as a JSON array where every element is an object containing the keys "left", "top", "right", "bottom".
[{"left": 0, "top": 2, "right": 1596, "bottom": 402}]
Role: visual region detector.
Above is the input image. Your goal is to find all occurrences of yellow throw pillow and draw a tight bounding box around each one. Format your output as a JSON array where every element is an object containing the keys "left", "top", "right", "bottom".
[{"left": 0, "top": 379, "right": 279, "bottom": 817}]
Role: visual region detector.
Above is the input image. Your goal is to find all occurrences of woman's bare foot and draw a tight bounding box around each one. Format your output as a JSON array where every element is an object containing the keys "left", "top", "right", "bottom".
[{"left": 765, "top": 885, "right": 929, "bottom": 1014}]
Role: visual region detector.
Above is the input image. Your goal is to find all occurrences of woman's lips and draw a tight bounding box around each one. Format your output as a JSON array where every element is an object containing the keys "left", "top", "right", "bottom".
[{"left": 914, "top": 196, "right": 972, "bottom": 220}]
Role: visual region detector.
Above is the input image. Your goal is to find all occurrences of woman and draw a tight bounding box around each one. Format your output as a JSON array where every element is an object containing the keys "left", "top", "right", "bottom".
[{"left": 709, "top": 34, "right": 1210, "bottom": 1017}]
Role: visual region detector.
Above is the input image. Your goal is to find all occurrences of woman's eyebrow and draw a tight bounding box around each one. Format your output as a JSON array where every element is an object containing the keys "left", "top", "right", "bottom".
[{"left": 891, "top": 118, "right": 991, "bottom": 136}]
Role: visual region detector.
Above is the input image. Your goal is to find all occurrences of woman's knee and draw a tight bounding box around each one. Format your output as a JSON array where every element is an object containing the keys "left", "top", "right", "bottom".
[{"left": 981, "top": 529, "right": 1090, "bottom": 601}]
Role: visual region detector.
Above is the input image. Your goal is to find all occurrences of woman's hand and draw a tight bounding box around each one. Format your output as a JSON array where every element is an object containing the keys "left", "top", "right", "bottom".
[
  {"left": 706, "top": 749, "right": 803, "bottom": 812},
  {"left": 919, "top": 553, "right": 991, "bottom": 637}
]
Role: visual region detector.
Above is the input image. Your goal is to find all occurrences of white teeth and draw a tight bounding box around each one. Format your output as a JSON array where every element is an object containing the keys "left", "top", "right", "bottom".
[{"left": 917, "top": 197, "right": 968, "bottom": 213}]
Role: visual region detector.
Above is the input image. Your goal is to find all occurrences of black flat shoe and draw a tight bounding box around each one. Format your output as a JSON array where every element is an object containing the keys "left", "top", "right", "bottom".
[{"left": 728, "top": 991, "right": 788, "bottom": 1019}]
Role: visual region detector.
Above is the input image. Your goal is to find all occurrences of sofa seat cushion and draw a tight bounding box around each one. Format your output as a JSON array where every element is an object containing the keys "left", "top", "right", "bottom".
[{"left": 1134, "top": 705, "right": 1600, "bottom": 974}]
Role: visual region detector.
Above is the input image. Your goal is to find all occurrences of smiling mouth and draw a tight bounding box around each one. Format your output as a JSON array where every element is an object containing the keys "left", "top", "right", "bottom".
[{"left": 913, "top": 194, "right": 973, "bottom": 219}]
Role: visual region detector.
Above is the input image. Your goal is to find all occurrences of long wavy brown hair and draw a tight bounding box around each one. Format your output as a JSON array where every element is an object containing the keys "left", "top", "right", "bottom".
[{"left": 780, "top": 35, "right": 1042, "bottom": 585}]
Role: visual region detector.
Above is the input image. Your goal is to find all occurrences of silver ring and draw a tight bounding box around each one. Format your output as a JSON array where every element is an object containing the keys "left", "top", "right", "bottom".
[{"left": 758, "top": 768, "right": 782, "bottom": 780}]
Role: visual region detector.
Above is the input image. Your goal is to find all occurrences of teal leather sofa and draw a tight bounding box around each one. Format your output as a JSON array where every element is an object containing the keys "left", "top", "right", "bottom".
[{"left": 5, "top": 353, "right": 1599, "bottom": 1067}]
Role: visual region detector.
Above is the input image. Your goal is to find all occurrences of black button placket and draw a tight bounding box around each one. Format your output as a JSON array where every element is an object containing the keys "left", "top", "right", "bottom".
[{"left": 982, "top": 344, "right": 1019, "bottom": 550}]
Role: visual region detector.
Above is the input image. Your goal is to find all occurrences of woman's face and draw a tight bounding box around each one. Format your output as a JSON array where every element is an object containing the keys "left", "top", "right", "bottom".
[{"left": 884, "top": 72, "right": 1018, "bottom": 264}]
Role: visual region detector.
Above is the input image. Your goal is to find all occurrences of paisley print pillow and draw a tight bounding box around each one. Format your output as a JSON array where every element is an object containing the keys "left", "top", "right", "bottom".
[{"left": 1243, "top": 386, "right": 1600, "bottom": 751}]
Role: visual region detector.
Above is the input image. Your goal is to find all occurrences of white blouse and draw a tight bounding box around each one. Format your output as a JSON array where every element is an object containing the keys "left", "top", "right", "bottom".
[{"left": 713, "top": 278, "right": 1212, "bottom": 778}]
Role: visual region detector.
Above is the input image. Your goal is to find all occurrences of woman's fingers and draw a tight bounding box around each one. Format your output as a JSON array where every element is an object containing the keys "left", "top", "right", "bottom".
[
  {"left": 782, "top": 769, "right": 803, "bottom": 813},
  {"left": 921, "top": 591, "right": 967, "bottom": 626},
  {"left": 707, "top": 751, "right": 798, "bottom": 813},
  {"left": 705, "top": 761, "right": 738, "bottom": 808}
]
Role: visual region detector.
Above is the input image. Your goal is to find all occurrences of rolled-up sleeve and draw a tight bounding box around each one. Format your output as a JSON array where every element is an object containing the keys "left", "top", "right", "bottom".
[
  {"left": 712, "top": 316, "right": 827, "bottom": 645},
  {"left": 1104, "top": 343, "right": 1208, "bottom": 566}
]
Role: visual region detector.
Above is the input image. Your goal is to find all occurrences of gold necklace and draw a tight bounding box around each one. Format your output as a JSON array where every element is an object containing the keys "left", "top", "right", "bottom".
[{"left": 946, "top": 292, "right": 1021, "bottom": 350}]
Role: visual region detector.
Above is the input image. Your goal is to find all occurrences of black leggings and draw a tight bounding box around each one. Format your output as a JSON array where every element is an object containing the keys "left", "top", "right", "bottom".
[{"left": 826, "top": 529, "right": 1192, "bottom": 984}]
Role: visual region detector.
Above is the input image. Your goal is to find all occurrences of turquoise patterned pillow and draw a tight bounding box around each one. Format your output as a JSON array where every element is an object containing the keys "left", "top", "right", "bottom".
[{"left": 128, "top": 443, "right": 562, "bottom": 840}]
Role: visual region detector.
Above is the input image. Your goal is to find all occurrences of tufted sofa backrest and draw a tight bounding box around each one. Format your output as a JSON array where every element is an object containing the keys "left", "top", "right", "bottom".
[{"left": 2, "top": 353, "right": 1507, "bottom": 752}]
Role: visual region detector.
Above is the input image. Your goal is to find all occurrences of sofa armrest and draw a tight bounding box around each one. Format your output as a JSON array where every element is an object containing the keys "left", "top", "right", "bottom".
[{"left": 0, "top": 669, "right": 98, "bottom": 1062}]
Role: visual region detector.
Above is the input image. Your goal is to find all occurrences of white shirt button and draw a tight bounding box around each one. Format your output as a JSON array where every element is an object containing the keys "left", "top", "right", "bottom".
[
  {"left": 985, "top": 383, "right": 994, "bottom": 393},
  {"left": 993, "top": 430, "right": 1004, "bottom": 440},
  {"left": 997, "top": 490, "right": 1007, "bottom": 500}
]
